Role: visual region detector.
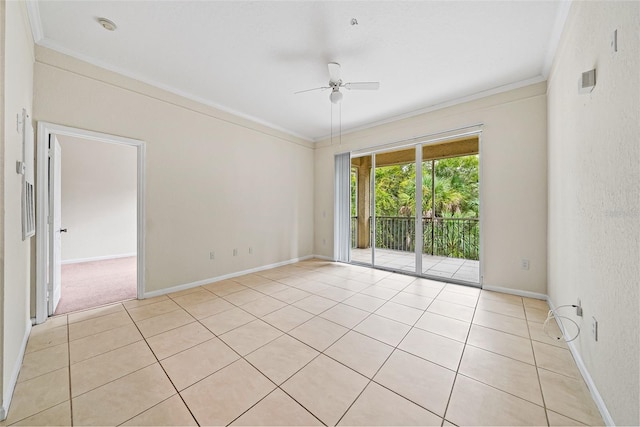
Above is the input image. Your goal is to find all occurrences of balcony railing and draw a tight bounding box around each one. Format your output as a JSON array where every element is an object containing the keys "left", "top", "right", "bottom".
[
  {"left": 351, "top": 217, "right": 357, "bottom": 249},
  {"left": 373, "top": 216, "right": 479, "bottom": 260}
]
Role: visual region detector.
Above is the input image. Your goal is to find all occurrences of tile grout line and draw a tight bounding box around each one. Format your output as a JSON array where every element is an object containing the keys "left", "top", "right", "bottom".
[{"left": 524, "top": 303, "right": 551, "bottom": 427}]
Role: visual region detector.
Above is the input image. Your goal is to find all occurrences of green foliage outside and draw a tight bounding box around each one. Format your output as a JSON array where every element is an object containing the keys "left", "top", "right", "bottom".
[{"left": 374, "top": 155, "right": 479, "bottom": 218}]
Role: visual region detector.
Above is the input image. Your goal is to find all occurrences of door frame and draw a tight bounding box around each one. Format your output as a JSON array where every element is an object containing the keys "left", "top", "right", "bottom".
[{"left": 35, "top": 122, "right": 146, "bottom": 324}]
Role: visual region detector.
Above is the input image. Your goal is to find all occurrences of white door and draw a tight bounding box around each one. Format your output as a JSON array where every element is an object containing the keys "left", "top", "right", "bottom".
[{"left": 48, "top": 135, "right": 62, "bottom": 314}]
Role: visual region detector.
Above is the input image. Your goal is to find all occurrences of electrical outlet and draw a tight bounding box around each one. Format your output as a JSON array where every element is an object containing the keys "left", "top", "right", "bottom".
[
  {"left": 592, "top": 317, "right": 598, "bottom": 341},
  {"left": 323, "top": 238, "right": 326, "bottom": 246},
  {"left": 521, "top": 259, "right": 530, "bottom": 270},
  {"left": 576, "top": 299, "right": 583, "bottom": 317},
  {"left": 611, "top": 29, "right": 618, "bottom": 52},
  {"left": 249, "top": 247, "right": 253, "bottom": 254},
  {"left": 233, "top": 248, "right": 238, "bottom": 256},
  {"left": 209, "top": 251, "right": 215, "bottom": 260}
]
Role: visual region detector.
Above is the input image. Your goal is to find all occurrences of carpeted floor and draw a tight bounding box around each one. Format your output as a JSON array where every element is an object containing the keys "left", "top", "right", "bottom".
[{"left": 55, "top": 256, "right": 137, "bottom": 315}]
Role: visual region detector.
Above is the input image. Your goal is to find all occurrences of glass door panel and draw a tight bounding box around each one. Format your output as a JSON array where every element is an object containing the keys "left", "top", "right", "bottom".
[
  {"left": 373, "top": 147, "right": 416, "bottom": 273},
  {"left": 350, "top": 156, "right": 372, "bottom": 266}
]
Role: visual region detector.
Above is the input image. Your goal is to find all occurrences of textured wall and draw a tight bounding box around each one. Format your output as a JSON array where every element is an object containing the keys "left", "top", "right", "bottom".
[
  {"left": 34, "top": 47, "right": 315, "bottom": 294},
  {"left": 58, "top": 135, "right": 137, "bottom": 262},
  {"left": 547, "top": 2, "right": 640, "bottom": 425}
]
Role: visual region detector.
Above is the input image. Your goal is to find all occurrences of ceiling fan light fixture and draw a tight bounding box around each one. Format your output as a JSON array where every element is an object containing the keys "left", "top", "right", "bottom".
[{"left": 330, "top": 89, "right": 343, "bottom": 104}]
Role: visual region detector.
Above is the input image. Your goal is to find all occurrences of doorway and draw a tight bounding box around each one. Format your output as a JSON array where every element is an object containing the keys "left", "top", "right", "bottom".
[
  {"left": 35, "top": 123, "right": 145, "bottom": 324},
  {"left": 348, "top": 133, "right": 481, "bottom": 286}
]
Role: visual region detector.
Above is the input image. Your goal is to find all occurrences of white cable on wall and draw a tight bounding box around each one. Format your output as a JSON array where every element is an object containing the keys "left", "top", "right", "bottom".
[{"left": 543, "top": 304, "right": 581, "bottom": 342}]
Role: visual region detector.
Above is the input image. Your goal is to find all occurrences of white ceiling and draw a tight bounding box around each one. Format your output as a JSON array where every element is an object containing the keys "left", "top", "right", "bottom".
[{"left": 30, "top": 1, "right": 567, "bottom": 141}]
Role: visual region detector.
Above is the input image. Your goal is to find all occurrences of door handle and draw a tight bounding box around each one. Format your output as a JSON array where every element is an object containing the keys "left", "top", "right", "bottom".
[{"left": 59, "top": 228, "right": 67, "bottom": 233}]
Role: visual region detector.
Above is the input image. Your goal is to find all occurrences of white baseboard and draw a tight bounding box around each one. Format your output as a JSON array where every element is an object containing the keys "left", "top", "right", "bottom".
[
  {"left": 481, "top": 284, "right": 547, "bottom": 300},
  {"left": 61, "top": 252, "right": 136, "bottom": 265},
  {"left": 143, "top": 255, "right": 316, "bottom": 299},
  {"left": 547, "top": 298, "right": 615, "bottom": 426},
  {"left": 0, "top": 319, "right": 32, "bottom": 421},
  {"left": 313, "top": 254, "right": 335, "bottom": 261}
]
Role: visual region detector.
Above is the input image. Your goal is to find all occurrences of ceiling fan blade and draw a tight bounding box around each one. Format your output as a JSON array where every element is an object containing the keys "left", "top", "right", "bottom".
[
  {"left": 342, "top": 82, "right": 380, "bottom": 90},
  {"left": 328, "top": 62, "right": 341, "bottom": 84},
  {"left": 294, "top": 86, "right": 330, "bottom": 94}
]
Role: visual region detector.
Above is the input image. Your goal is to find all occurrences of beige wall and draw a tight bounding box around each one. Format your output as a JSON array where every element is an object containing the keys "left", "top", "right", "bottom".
[
  {"left": 1, "top": 0, "right": 34, "bottom": 416},
  {"left": 547, "top": 2, "right": 639, "bottom": 425},
  {"left": 57, "top": 135, "right": 137, "bottom": 262},
  {"left": 33, "top": 47, "right": 315, "bottom": 294},
  {"left": 314, "top": 83, "right": 548, "bottom": 295}
]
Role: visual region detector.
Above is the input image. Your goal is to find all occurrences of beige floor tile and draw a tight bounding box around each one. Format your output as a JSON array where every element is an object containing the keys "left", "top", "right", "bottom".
[
  {"left": 477, "top": 298, "right": 526, "bottom": 319},
  {"left": 343, "top": 294, "right": 386, "bottom": 312},
  {"left": 480, "top": 290, "right": 523, "bottom": 306},
  {"left": 446, "top": 374, "right": 547, "bottom": 426},
  {"left": 122, "top": 295, "right": 169, "bottom": 309},
  {"left": 546, "top": 410, "right": 585, "bottom": 426},
  {"left": 25, "top": 326, "right": 68, "bottom": 354},
  {"left": 282, "top": 354, "right": 368, "bottom": 426},
  {"left": 391, "top": 291, "right": 434, "bottom": 310},
  {"left": 167, "top": 287, "right": 203, "bottom": 298},
  {"left": 136, "top": 309, "right": 194, "bottom": 338},
  {"left": 467, "top": 324, "right": 535, "bottom": 364},
  {"left": 18, "top": 343, "right": 68, "bottom": 383},
  {"left": 339, "top": 381, "right": 442, "bottom": 426},
  {"left": 354, "top": 314, "right": 411, "bottom": 346},
  {"left": 401, "top": 283, "right": 441, "bottom": 299},
  {"left": 445, "top": 283, "right": 480, "bottom": 296},
  {"left": 262, "top": 305, "right": 314, "bottom": 332},
  {"left": 171, "top": 288, "right": 217, "bottom": 308},
  {"left": 219, "top": 319, "right": 283, "bottom": 355},
  {"left": 225, "top": 289, "right": 265, "bottom": 305},
  {"left": 325, "top": 331, "right": 393, "bottom": 378},
  {"left": 68, "top": 311, "right": 133, "bottom": 341},
  {"left": 203, "top": 280, "right": 248, "bottom": 296},
  {"left": 427, "top": 299, "right": 475, "bottom": 322},
  {"left": 525, "top": 305, "right": 550, "bottom": 323},
  {"left": 359, "top": 285, "right": 400, "bottom": 300},
  {"left": 334, "top": 279, "right": 371, "bottom": 293},
  {"left": 245, "top": 335, "right": 319, "bottom": 385},
  {"left": 200, "top": 307, "right": 256, "bottom": 335},
  {"left": 473, "top": 309, "right": 530, "bottom": 338},
  {"left": 458, "top": 346, "right": 543, "bottom": 405},
  {"left": 121, "top": 395, "right": 197, "bottom": 426},
  {"left": 127, "top": 299, "right": 181, "bottom": 321},
  {"left": 72, "top": 364, "right": 174, "bottom": 426},
  {"left": 235, "top": 274, "right": 273, "bottom": 287},
  {"left": 375, "top": 301, "right": 423, "bottom": 325},
  {"left": 70, "top": 341, "right": 156, "bottom": 397},
  {"left": 254, "top": 281, "right": 292, "bottom": 294},
  {"left": 67, "top": 303, "right": 124, "bottom": 324},
  {"left": 443, "top": 420, "right": 457, "bottom": 426},
  {"left": 414, "top": 312, "right": 470, "bottom": 342},
  {"left": 294, "top": 280, "right": 332, "bottom": 294},
  {"left": 374, "top": 350, "right": 455, "bottom": 417},
  {"left": 317, "top": 286, "right": 357, "bottom": 302},
  {"left": 523, "top": 297, "right": 549, "bottom": 310},
  {"left": 399, "top": 328, "right": 464, "bottom": 371},
  {"left": 231, "top": 388, "right": 322, "bottom": 426},
  {"left": 30, "top": 315, "right": 67, "bottom": 334},
  {"left": 146, "top": 322, "right": 214, "bottom": 360},
  {"left": 161, "top": 337, "right": 239, "bottom": 390},
  {"left": 436, "top": 290, "right": 478, "bottom": 308},
  {"left": 538, "top": 368, "right": 604, "bottom": 425},
  {"left": 11, "top": 400, "right": 70, "bottom": 427},
  {"left": 6, "top": 368, "right": 69, "bottom": 424},
  {"left": 532, "top": 341, "right": 581, "bottom": 379},
  {"left": 271, "top": 287, "right": 311, "bottom": 304},
  {"left": 528, "top": 320, "right": 569, "bottom": 349},
  {"left": 293, "top": 295, "right": 337, "bottom": 315},
  {"left": 240, "top": 296, "right": 287, "bottom": 317},
  {"left": 69, "top": 323, "right": 142, "bottom": 364},
  {"left": 319, "top": 303, "right": 370, "bottom": 329},
  {"left": 181, "top": 359, "right": 275, "bottom": 426},
  {"left": 183, "top": 297, "right": 235, "bottom": 319},
  {"left": 289, "top": 316, "right": 349, "bottom": 351}
]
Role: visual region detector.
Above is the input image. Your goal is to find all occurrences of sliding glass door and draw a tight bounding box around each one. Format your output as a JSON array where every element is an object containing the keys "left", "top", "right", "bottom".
[{"left": 348, "top": 136, "right": 480, "bottom": 286}]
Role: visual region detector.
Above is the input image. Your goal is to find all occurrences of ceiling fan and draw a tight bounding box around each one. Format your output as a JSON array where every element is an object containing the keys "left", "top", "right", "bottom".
[{"left": 295, "top": 62, "right": 380, "bottom": 104}]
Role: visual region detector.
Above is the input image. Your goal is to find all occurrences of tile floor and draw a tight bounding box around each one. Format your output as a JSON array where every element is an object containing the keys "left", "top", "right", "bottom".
[
  {"left": 351, "top": 248, "right": 480, "bottom": 283},
  {"left": 5, "top": 259, "right": 603, "bottom": 426}
]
